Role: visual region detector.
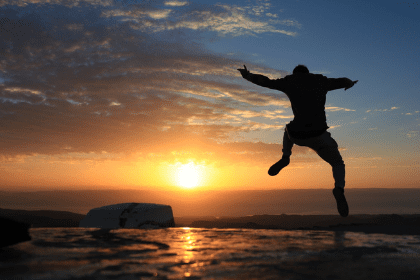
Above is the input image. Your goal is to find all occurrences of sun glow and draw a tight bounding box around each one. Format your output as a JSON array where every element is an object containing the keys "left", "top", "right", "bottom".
[{"left": 175, "top": 162, "right": 202, "bottom": 189}]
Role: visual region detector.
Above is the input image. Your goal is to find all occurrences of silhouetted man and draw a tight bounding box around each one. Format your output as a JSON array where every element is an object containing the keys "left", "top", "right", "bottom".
[{"left": 238, "top": 64, "right": 358, "bottom": 217}]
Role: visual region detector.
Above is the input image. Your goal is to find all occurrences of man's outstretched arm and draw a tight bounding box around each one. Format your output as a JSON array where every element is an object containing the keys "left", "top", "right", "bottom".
[
  {"left": 237, "top": 65, "right": 280, "bottom": 90},
  {"left": 328, "top": 78, "right": 358, "bottom": 91}
]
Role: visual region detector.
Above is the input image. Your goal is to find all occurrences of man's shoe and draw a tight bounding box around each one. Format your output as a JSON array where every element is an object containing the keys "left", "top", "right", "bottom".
[
  {"left": 268, "top": 157, "right": 290, "bottom": 176},
  {"left": 333, "top": 187, "right": 349, "bottom": 217}
]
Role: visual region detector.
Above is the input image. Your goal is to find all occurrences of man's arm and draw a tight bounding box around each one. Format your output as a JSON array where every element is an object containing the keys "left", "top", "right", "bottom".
[
  {"left": 237, "top": 65, "right": 282, "bottom": 90},
  {"left": 328, "top": 78, "right": 358, "bottom": 91}
]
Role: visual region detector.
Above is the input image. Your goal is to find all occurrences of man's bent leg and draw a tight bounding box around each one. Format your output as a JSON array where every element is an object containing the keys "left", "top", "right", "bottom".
[
  {"left": 281, "top": 129, "right": 294, "bottom": 157},
  {"left": 268, "top": 130, "right": 293, "bottom": 176}
]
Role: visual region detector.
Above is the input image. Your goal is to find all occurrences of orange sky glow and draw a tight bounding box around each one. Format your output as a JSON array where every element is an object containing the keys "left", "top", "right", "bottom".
[{"left": 0, "top": 0, "right": 419, "bottom": 194}]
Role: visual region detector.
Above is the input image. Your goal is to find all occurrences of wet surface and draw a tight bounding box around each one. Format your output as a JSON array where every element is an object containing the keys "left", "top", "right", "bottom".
[{"left": 1, "top": 228, "right": 420, "bottom": 279}]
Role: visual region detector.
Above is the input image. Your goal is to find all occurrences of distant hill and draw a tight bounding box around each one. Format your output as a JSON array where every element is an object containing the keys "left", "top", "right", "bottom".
[
  {"left": 1, "top": 208, "right": 420, "bottom": 235},
  {"left": 1, "top": 188, "right": 420, "bottom": 217},
  {"left": 0, "top": 208, "right": 85, "bottom": 228}
]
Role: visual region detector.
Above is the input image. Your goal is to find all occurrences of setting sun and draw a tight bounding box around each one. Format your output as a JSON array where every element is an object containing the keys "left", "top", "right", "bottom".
[{"left": 176, "top": 162, "right": 202, "bottom": 189}]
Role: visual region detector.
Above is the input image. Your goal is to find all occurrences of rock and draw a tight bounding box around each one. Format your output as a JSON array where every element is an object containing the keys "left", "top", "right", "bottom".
[
  {"left": 79, "top": 203, "right": 175, "bottom": 229},
  {"left": 0, "top": 217, "right": 31, "bottom": 248}
]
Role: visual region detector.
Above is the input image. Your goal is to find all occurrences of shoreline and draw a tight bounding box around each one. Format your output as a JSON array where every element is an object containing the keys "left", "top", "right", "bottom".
[{"left": 2, "top": 208, "right": 420, "bottom": 236}]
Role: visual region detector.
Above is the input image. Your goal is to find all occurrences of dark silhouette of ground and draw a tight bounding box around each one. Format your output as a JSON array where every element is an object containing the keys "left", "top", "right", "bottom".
[
  {"left": 0, "top": 208, "right": 85, "bottom": 228},
  {"left": 1, "top": 208, "right": 420, "bottom": 235},
  {"left": 0, "top": 217, "right": 31, "bottom": 248}
]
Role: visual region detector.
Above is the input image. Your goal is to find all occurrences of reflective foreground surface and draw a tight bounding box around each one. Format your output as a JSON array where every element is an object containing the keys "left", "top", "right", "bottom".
[{"left": 1, "top": 228, "right": 420, "bottom": 279}]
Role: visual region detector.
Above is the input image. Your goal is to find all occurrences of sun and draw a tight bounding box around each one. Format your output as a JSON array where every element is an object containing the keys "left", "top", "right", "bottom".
[{"left": 176, "top": 162, "right": 201, "bottom": 189}]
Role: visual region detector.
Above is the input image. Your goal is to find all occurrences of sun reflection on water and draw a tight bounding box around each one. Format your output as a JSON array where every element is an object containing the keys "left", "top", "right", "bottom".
[
  {"left": 181, "top": 227, "right": 197, "bottom": 262},
  {"left": 179, "top": 227, "right": 199, "bottom": 277},
  {"left": 4, "top": 228, "right": 420, "bottom": 280}
]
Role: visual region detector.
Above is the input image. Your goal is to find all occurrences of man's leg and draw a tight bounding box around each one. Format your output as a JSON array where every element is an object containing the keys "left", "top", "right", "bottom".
[
  {"left": 300, "top": 132, "right": 348, "bottom": 217},
  {"left": 332, "top": 164, "right": 345, "bottom": 189},
  {"left": 282, "top": 128, "right": 294, "bottom": 157},
  {"left": 305, "top": 132, "right": 345, "bottom": 189},
  {"left": 268, "top": 129, "right": 293, "bottom": 176}
]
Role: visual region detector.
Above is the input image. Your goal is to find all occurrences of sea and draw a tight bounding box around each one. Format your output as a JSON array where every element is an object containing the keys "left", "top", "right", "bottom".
[{"left": 1, "top": 227, "right": 420, "bottom": 280}]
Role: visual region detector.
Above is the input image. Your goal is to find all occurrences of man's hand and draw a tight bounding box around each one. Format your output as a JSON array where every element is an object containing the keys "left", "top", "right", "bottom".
[
  {"left": 345, "top": 79, "right": 358, "bottom": 91},
  {"left": 237, "top": 65, "right": 250, "bottom": 79}
]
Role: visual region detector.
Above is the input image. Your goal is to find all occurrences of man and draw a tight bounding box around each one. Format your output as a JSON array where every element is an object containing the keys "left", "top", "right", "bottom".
[{"left": 237, "top": 64, "right": 358, "bottom": 217}]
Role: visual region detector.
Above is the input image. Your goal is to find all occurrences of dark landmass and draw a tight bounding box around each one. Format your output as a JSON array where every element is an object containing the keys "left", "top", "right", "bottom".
[
  {"left": 1, "top": 208, "right": 420, "bottom": 236},
  {"left": 177, "top": 214, "right": 420, "bottom": 236},
  {"left": 0, "top": 208, "right": 85, "bottom": 228},
  {"left": 2, "top": 188, "right": 420, "bottom": 217},
  {"left": 0, "top": 217, "right": 31, "bottom": 248}
]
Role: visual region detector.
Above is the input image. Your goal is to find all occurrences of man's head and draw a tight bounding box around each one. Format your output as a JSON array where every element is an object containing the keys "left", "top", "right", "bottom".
[{"left": 293, "top": 64, "right": 309, "bottom": 74}]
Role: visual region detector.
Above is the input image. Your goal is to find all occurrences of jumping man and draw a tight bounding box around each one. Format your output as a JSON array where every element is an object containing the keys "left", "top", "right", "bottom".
[{"left": 238, "top": 64, "right": 358, "bottom": 217}]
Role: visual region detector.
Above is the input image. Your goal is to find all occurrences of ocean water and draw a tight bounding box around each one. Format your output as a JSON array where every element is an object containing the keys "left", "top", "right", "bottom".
[{"left": 1, "top": 228, "right": 420, "bottom": 280}]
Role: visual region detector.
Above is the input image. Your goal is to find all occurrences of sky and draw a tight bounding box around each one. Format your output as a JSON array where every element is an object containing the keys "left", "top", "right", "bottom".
[{"left": 0, "top": 0, "right": 419, "bottom": 192}]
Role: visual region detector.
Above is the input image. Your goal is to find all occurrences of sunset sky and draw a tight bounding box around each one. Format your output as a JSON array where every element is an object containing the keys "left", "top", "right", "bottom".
[{"left": 0, "top": 0, "right": 419, "bottom": 192}]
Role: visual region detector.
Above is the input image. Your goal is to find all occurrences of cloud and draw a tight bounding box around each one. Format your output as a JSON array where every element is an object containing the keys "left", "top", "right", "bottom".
[
  {"left": 0, "top": 1, "right": 297, "bottom": 165},
  {"left": 266, "top": 13, "right": 277, "bottom": 18},
  {"left": 226, "top": 109, "right": 292, "bottom": 121},
  {"left": 165, "top": 1, "right": 188, "bottom": 6},
  {"left": 245, "top": 0, "right": 273, "bottom": 17},
  {"left": 366, "top": 107, "right": 400, "bottom": 113},
  {"left": 4, "top": 87, "right": 42, "bottom": 95},
  {"left": 328, "top": 125, "right": 342, "bottom": 130},
  {"left": 147, "top": 9, "right": 172, "bottom": 19},
  {"left": 325, "top": 106, "right": 356, "bottom": 112},
  {"left": 101, "top": 1, "right": 300, "bottom": 37},
  {"left": 406, "top": 131, "right": 418, "bottom": 138},
  {"left": 0, "top": 0, "right": 113, "bottom": 8}
]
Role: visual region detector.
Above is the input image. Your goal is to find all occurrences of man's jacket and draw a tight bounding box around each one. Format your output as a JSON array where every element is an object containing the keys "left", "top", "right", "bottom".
[{"left": 245, "top": 72, "right": 350, "bottom": 139}]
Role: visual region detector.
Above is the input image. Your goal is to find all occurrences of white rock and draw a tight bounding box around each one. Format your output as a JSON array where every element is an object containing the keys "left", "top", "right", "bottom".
[{"left": 79, "top": 203, "right": 175, "bottom": 229}]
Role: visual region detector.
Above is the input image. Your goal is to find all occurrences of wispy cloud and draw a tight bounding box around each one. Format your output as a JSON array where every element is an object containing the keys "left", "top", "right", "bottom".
[
  {"left": 4, "top": 87, "right": 42, "bottom": 95},
  {"left": 326, "top": 106, "right": 356, "bottom": 112},
  {"left": 266, "top": 13, "right": 278, "bottom": 18},
  {"left": 165, "top": 0, "right": 188, "bottom": 6},
  {"left": 0, "top": 1, "right": 297, "bottom": 164},
  {"left": 101, "top": 1, "right": 300, "bottom": 37},
  {"left": 366, "top": 107, "right": 400, "bottom": 113},
  {"left": 329, "top": 125, "right": 342, "bottom": 129},
  {"left": 406, "top": 131, "right": 418, "bottom": 138},
  {"left": 0, "top": 0, "right": 113, "bottom": 8}
]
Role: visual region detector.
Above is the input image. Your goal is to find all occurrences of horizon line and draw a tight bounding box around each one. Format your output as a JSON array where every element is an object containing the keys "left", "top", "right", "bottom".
[{"left": 2, "top": 187, "right": 420, "bottom": 192}]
